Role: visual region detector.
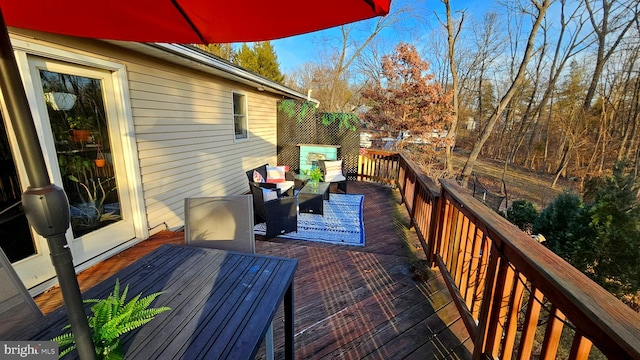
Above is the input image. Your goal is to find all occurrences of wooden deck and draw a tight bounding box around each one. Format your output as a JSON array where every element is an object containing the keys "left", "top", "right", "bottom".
[{"left": 35, "top": 181, "right": 472, "bottom": 359}]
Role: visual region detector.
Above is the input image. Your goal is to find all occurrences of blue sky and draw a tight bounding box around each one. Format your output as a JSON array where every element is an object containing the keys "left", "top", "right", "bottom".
[{"left": 268, "top": 0, "right": 499, "bottom": 74}]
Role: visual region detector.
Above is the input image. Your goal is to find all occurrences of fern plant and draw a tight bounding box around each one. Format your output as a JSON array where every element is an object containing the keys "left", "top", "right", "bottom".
[{"left": 52, "top": 279, "right": 170, "bottom": 360}]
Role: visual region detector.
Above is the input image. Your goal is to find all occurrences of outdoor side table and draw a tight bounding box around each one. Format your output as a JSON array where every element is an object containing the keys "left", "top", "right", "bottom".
[{"left": 298, "top": 182, "right": 330, "bottom": 215}]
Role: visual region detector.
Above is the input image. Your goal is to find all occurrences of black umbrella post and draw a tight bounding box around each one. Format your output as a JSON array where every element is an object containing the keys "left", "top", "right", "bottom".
[{"left": 0, "top": 9, "right": 95, "bottom": 360}]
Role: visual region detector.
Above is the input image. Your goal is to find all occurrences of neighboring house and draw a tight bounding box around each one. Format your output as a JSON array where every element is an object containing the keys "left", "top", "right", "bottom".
[
  {"left": 466, "top": 117, "right": 477, "bottom": 131},
  {"left": 0, "top": 29, "right": 313, "bottom": 293}
]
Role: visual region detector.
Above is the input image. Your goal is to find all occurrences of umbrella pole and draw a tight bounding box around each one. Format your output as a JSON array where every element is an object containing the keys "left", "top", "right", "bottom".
[{"left": 0, "top": 9, "right": 95, "bottom": 360}]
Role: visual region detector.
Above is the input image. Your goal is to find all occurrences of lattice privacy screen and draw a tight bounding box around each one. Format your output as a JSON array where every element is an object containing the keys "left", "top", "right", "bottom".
[{"left": 277, "top": 100, "right": 360, "bottom": 179}]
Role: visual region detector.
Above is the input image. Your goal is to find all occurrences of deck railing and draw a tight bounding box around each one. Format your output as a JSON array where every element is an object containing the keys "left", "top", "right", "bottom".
[
  {"left": 357, "top": 149, "right": 400, "bottom": 186},
  {"left": 357, "top": 149, "right": 640, "bottom": 360}
]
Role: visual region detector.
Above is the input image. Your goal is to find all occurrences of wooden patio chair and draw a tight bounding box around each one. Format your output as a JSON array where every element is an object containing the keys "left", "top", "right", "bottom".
[
  {"left": 183, "top": 195, "right": 274, "bottom": 359},
  {"left": 0, "top": 246, "right": 43, "bottom": 339}
]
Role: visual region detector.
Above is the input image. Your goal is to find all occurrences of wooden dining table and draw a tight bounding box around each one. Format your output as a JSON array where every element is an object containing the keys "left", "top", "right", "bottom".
[{"left": 18, "top": 244, "right": 298, "bottom": 359}]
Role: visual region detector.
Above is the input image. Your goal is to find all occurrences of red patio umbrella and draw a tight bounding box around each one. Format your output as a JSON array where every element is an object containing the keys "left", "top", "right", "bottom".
[
  {"left": 0, "top": 1, "right": 390, "bottom": 359},
  {"left": 1, "top": 0, "right": 390, "bottom": 43}
]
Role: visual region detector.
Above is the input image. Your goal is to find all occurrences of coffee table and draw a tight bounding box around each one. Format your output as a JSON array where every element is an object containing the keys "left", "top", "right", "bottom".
[{"left": 298, "top": 182, "right": 330, "bottom": 215}]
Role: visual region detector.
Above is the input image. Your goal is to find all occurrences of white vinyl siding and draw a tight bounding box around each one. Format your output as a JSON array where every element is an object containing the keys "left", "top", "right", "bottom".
[
  {"left": 126, "top": 61, "right": 278, "bottom": 230},
  {"left": 8, "top": 30, "right": 286, "bottom": 236}
]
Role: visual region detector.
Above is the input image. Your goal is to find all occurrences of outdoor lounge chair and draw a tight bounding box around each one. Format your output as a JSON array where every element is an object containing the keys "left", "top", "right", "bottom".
[
  {"left": 0, "top": 247, "right": 43, "bottom": 339},
  {"left": 248, "top": 182, "right": 297, "bottom": 239},
  {"left": 318, "top": 159, "right": 348, "bottom": 194}
]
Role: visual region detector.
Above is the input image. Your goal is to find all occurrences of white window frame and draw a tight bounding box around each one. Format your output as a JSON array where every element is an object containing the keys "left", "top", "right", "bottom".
[
  {"left": 232, "top": 91, "right": 248, "bottom": 141},
  {"left": 9, "top": 36, "right": 148, "bottom": 242}
]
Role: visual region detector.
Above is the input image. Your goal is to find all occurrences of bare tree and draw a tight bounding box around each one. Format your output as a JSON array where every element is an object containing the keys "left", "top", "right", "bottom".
[
  {"left": 524, "top": 0, "right": 590, "bottom": 168},
  {"left": 470, "top": 13, "right": 504, "bottom": 133},
  {"left": 460, "top": 0, "right": 552, "bottom": 185},
  {"left": 321, "top": 5, "right": 412, "bottom": 112},
  {"left": 582, "top": 0, "right": 640, "bottom": 110},
  {"left": 438, "top": 0, "right": 465, "bottom": 173}
]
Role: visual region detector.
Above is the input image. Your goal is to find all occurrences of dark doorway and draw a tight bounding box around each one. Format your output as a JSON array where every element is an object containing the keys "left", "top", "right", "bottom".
[{"left": 0, "top": 111, "right": 35, "bottom": 262}]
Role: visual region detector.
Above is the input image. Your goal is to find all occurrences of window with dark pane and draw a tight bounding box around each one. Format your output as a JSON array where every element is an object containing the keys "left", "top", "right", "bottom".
[{"left": 233, "top": 92, "right": 247, "bottom": 139}]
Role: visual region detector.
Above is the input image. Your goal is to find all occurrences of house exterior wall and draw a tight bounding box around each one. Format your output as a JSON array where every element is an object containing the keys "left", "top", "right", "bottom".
[
  {"left": 125, "top": 58, "right": 279, "bottom": 231},
  {"left": 9, "top": 31, "right": 281, "bottom": 235}
]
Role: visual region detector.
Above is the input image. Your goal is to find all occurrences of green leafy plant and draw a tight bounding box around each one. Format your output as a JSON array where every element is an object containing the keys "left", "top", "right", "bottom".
[
  {"left": 303, "top": 166, "right": 323, "bottom": 182},
  {"left": 319, "top": 113, "right": 358, "bottom": 131},
  {"left": 277, "top": 99, "right": 317, "bottom": 122},
  {"left": 53, "top": 279, "right": 170, "bottom": 359},
  {"left": 506, "top": 199, "right": 539, "bottom": 233},
  {"left": 59, "top": 155, "right": 118, "bottom": 228},
  {"left": 67, "top": 115, "right": 95, "bottom": 130}
]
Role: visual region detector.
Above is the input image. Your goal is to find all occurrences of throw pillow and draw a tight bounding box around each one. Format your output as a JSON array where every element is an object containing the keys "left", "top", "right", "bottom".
[
  {"left": 261, "top": 187, "right": 278, "bottom": 202},
  {"left": 253, "top": 170, "right": 265, "bottom": 183},
  {"left": 266, "top": 166, "right": 287, "bottom": 183},
  {"left": 324, "top": 160, "right": 343, "bottom": 181}
]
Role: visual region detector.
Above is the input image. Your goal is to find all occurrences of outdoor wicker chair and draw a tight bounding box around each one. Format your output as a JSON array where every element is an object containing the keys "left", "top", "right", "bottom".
[
  {"left": 245, "top": 164, "right": 295, "bottom": 197},
  {"left": 318, "top": 159, "right": 348, "bottom": 194},
  {"left": 248, "top": 182, "right": 297, "bottom": 239}
]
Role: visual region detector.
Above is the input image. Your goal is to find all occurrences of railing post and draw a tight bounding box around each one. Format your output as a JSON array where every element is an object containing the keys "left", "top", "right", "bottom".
[
  {"left": 401, "top": 158, "right": 409, "bottom": 202},
  {"left": 409, "top": 174, "right": 419, "bottom": 229},
  {"left": 427, "top": 188, "right": 442, "bottom": 266}
]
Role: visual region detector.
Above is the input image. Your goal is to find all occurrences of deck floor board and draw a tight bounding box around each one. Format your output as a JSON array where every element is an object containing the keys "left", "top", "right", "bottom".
[{"left": 35, "top": 181, "right": 470, "bottom": 359}]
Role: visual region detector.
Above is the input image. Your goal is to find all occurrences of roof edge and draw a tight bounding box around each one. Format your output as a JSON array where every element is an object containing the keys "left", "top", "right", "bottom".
[{"left": 149, "top": 43, "right": 319, "bottom": 105}]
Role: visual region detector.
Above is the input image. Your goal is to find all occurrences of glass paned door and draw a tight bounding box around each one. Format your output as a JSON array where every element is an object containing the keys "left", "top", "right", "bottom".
[
  {"left": 26, "top": 57, "right": 136, "bottom": 267},
  {"left": 39, "top": 70, "right": 122, "bottom": 238}
]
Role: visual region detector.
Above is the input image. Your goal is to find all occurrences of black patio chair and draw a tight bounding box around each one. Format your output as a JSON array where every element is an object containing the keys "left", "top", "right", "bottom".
[
  {"left": 245, "top": 164, "right": 295, "bottom": 197},
  {"left": 318, "top": 159, "right": 348, "bottom": 194},
  {"left": 248, "top": 183, "right": 297, "bottom": 239}
]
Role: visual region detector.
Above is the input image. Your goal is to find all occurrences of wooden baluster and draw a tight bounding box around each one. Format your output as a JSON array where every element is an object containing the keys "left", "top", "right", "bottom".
[
  {"left": 485, "top": 263, "right": 515, "bottom": 357},
  {"left": 501, "top": 272, "right": 527, "bottom": 360},
  {"left": 439, "top": 199, "right": 454, "bottom": 262},
  {"left": 568, "top": 334, "right": 593, "bottom": 360},
  {"left": 471, "top": 232, "right": 490, "bottom": 319},
  {"left": 472, "top": 247, "right": 501, "bottom": 360},
  {"left": 454, "top": 214, "right": 471, "bottom": 288},
  {"left": 517, "top": 287, "right": 544, "bottom": 359},
  {"left": 539, "top": 306, "right": 566, "bottom": 359},
  {"left": 462, "top": 223, "right": 479, "bottom": 309},
  {"left": 448, "top": 206, "right": 464, "bottom": 275},
  {"left": 445, "top": 205, "right": 456, "bottom": 272}
]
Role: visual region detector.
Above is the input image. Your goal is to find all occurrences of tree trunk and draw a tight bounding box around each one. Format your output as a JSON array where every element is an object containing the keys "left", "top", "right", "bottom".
[
  {"left": 460, "top": 0, "right": 550, "bottom": 185},
  {"left": 442, "top": 0, "right": 463, "bottom": 174}
]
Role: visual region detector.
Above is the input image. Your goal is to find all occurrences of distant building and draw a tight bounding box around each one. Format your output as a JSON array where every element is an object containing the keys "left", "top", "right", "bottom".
[{"left": 466, "top": 117, "right": 477, "bottom": 131}]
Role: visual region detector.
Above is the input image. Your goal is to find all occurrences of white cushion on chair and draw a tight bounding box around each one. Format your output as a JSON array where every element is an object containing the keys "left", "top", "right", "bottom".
[
  {"left": 261, "top": 188, "right": 278, "bottom": 202},
  {"left": 275, "top": 181, "right": 294, "bottom": 194},
  {"left": 324, "top": 160, "right": 345, "bottom": 182},
  {"left": 325, "top": 173, "right": 346, "bottom": 182}
]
